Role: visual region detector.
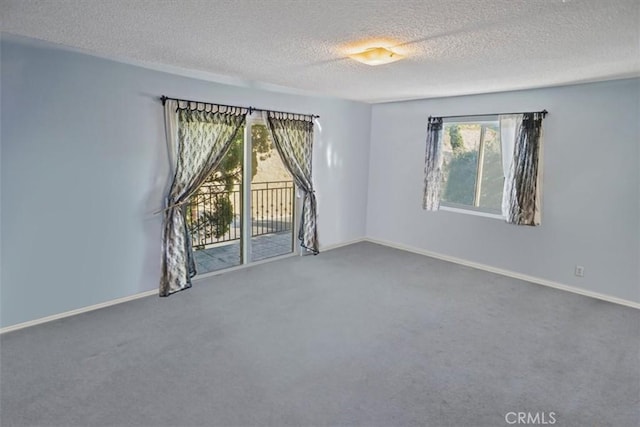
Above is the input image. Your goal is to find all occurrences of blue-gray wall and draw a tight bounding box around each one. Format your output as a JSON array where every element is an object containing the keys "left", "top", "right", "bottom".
[
  {"left": 367, "top": 78, "right": 640, "bottom": 304},
  {"left": 0, "top": 35, "right": 372, "bottom": 328},
  {"left": 2, "top": 34, "right": 638, "bottom": 329}
]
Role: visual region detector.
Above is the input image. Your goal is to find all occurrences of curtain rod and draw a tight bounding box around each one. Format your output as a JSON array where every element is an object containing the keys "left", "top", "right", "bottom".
[
  {"left": 160, "top": 95, "right": 320, "bottom": 119},
  {"left": 429, "top": 110, "right": 548, "bottom": 120}
]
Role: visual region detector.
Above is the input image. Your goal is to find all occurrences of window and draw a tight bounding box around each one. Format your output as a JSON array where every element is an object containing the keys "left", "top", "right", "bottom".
[{"left": 440, "top": 117, "right": 504, "bottom": 214}]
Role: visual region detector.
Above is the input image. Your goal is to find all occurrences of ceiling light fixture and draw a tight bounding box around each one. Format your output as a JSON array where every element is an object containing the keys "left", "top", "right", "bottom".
[{"left": 348, "top": 47, "right": 404, "bottom": 66}]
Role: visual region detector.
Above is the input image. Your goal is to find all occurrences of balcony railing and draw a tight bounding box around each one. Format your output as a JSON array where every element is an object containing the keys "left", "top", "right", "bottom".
[{"left": 187, "top": 181, "right": 294, "bottom": 249}]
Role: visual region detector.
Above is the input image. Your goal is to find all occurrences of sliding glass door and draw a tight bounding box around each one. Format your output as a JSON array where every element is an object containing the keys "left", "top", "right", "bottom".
[
  {"left": 187, "top": 114, "right": 295, "bottom": 274},
  {"left": 249, "top": 119, "right": 295, "bottom": 262}
]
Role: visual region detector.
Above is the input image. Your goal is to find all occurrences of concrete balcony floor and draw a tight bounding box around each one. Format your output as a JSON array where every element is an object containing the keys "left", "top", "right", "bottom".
[{"left": 193, "top": 231, "right": 294, "bottom": 274}]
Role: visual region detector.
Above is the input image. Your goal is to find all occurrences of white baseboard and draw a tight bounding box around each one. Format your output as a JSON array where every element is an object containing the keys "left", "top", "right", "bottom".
[
  {"left": 364, "top": 237, "right": 640, "bottom": 310},
  {"left": 320, "top": 237, "right": 366, "bottom": 252},
  {"left": 0, "top": 289, "right": 158, "bottom": 334},
  {"left": 3, "top": 235, "right": 635, "bottom": 334},
  {"left": 0, "top": 239, "right": 367, "bottom": 334}
]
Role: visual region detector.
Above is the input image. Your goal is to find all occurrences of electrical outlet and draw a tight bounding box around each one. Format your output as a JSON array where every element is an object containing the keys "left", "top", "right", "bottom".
[{"left": 575, "top": 265, "right": 585, "bottom": 277}]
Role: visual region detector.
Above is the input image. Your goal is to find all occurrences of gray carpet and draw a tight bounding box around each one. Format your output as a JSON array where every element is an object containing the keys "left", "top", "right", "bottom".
[{"left": 1, "top": 242, "right": 638, "bottom": 427}]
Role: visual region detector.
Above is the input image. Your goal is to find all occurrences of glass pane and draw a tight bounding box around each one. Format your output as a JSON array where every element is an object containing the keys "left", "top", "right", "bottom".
[
  {"left": 478, "top": 124, "right": 503, "bottom": 212},
  {"left": 250, "top": 122, "right": 294, "bottom": 262},
  {"left": 441, "top": 123, "right": 480, "bottom": 206},
  {"left": 188, "top": 125, "right": 244, "bottom": 274}
]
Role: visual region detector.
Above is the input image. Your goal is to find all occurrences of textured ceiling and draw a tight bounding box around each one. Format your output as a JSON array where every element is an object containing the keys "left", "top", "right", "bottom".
[{"left": 1, "top": 0, "right": 639, "bottom": 103}]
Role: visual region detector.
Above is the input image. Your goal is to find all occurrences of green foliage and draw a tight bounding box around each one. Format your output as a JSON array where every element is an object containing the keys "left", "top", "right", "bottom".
[
  {"left": 442, "top": 150, "right": 477, "bottom": 206},
  {"left": 206, "top": 123, "right": 272, "bottom": 188},
  {"left": 188, "top": 196, "right": 234, "bottom": 249},
  {"left": 215, "top": 136, "right": 243, "bottom": 190},
  {"left": 252, "top": 124, "right": 271, "bottom": 154},
  {"left": 190, "top": 124, "right": 275, "bottom": 248},
  {"left": 442, "top": 124, "right": 503, "bottom": 212},
  {"left": 448, "top": 124, "right": 464, "bottom": 153}
]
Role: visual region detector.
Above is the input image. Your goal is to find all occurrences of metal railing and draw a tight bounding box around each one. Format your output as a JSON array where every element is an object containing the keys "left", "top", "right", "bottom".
[
  {"left": 187, "top": 181, "right": 294, "bottom": 249},
  {"left": 251, "top": 181, "right": 295, "bottom": 237}
]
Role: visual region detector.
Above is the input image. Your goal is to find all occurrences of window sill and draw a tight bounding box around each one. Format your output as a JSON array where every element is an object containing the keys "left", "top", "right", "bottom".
[{"left": 439, "top": 205, "right": 504, "bottom": 220}]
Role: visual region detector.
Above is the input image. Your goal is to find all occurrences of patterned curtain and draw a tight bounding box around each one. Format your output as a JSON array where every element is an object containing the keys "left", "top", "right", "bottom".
[
  {"left": 265, "top": 112, "right": 318, "bottom": 254},
  {"left": 160, "top": 102, "right": 247, "bottom": 296},
  {"left": 499, "top": 114, "right": 523, "bottom": 216},
  {"left": 422, "top": 117, "right": 444, "bottom": 210},
  {"left": 502, "top": 112, "right": 545, "bottom": 225}
]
